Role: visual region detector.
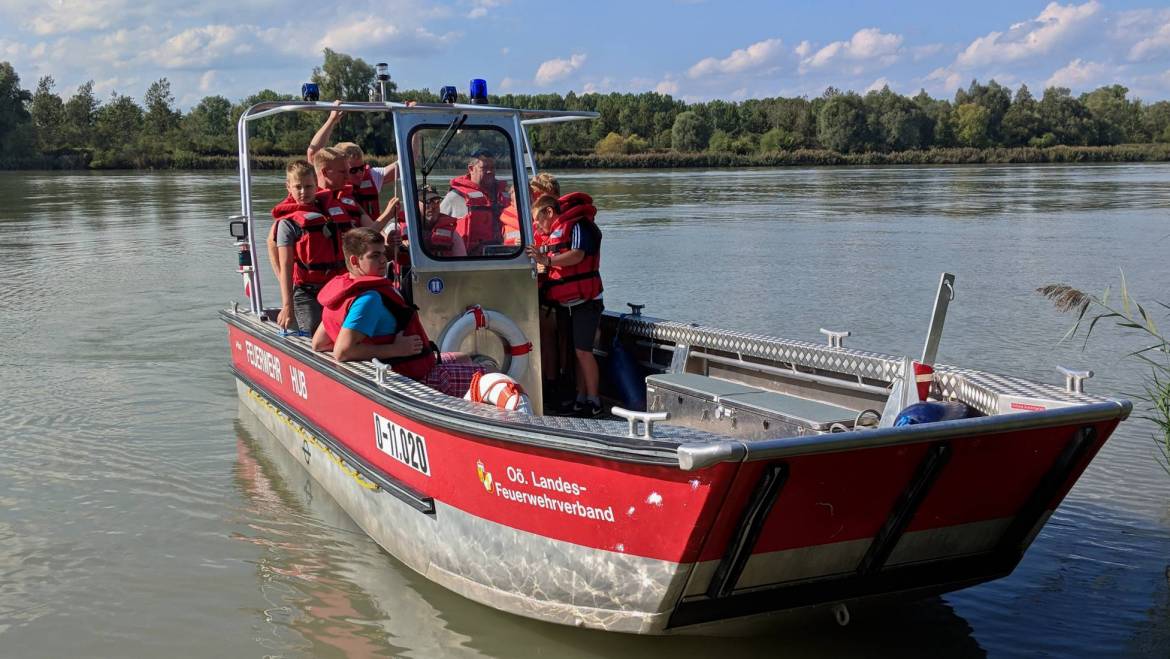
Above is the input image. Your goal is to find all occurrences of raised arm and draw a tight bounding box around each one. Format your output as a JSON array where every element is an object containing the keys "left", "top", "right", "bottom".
[{"left": 307, "top": 100, "right": 344, "bottom": 161}]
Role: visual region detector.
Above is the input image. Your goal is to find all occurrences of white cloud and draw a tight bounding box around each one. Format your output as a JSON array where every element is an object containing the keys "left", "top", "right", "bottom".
[
  {"left": 311, "top": 20, "right": 454, "bottom": 59},
  {"left": 92, "top": 26, "right": 159, "bottom": 68},
  {"left": 151, "top": 25, "right": 254, "bottom": 69},
  {"left": 1045, "top": 58, "right": 1108, "bottom": 89},
  {"left": 925, "top": 66, "right": 964, "bottom": 92},
  {"left": 25, "top": 0, "right": 128, "bottom": 35},
  {"left": 582, "top": 77, "right": 616, "bottom": 93},
  {"left": 199, "top": 70, "right": 217, "bottom": 92},
  {"left": 865, "top": 77, "right": 894, "bottom": 93},
  {"left": 498, "top": 76, "right": 515, "bottom": 91},
  {"left": 794, "top": 40, "right": 813, "bottom": 58},
  {"left": 799, "top": 28, "right": 903, "bottom": 74},
  {"left": 0, "top": 39, "right": 23, "bottom": 59},
  {"left": 955, "top": 1, "right": 1101, "bottom": 69},
  {"left": 912, "top": 43, "right": 945, "bottom": 61},
  {"left": 93, "top": 76, "right": 137, "bottom": 97},
  {"left": 688, "top": 38, "right": 785, "bottom": 79},
  {"left": 1128, "top": 18, "right": 1170, "bottom": 61},
  {"left": 468, "top": 0, "right": 506, "bottom": 19},
  {"left": 534, "top": 53, "right": 586, "bottom": 85},
  {"left": 655, "top": 77, "right": 680, "bottom": 95}
]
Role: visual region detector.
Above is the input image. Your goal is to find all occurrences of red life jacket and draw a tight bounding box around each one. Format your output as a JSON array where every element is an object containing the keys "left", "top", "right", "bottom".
[
  {"left": 325, "top": 184, "right": 365, "bottom": 224},
  {"left": 317, "top": 274, "right": 437, "bottom": 380},
  {"left": 426, "top": 212, "right": 461, "bottom": 256},
  {"left": 351, "top": 165, "right": 381, "bottom": 218},
  {"left": 271, "top": 191, "right": 354, "bottom": 286},
  {"left": 541, "top": 192, "right": 603, "bottom": 305},
  {"left": 499, "top": 204, "right": 522, "bottom": 246},
  {"left": 449, "top": 175, "right": 509, "bottom": 255}
]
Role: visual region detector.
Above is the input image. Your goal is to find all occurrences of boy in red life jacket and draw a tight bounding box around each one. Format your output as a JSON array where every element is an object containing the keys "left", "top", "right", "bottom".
[
  {"left": 525, "top": 194, "right": 605, "bottom": 417},
  {"left": 311, "top": 228, "right": 485, "bottom": 397},
  {"left": 440, "top": 151, "right": 510, "bottom": 256},
  {"left": 269, "top": 159, "right": 354, "bottom": 333}
]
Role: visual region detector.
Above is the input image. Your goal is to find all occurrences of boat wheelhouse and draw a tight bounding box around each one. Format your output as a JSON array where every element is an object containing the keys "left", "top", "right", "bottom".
[{"left": 223, "top": 96, "right": 1130, "bottom": 634}]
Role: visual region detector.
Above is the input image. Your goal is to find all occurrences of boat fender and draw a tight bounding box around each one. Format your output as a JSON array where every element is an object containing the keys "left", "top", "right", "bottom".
[
  {"left": 439, "top": 305, "right": 532, "bottom": 380},
  {"left": 464, "top": 371, "right": 532, "bottom": 414},
  {"left": 893, "top": 401, "right": 975, "bottom": 427},
  {"left": 608, "top": 333, "right": 646, "bottom": 411}
]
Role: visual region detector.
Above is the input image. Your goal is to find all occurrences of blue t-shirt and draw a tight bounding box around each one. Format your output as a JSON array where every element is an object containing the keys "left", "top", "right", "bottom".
[
  {"left": 570, "top": 222, "right": 600, "bottom": 255},
  {"left": 342, "top": 291, "right": 398, "bottom": 337}
]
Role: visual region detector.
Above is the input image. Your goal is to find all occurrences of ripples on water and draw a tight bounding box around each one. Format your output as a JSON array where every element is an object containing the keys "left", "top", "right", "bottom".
[{"left": 0, "top": 165, "right": 1167, "bottom": 657}]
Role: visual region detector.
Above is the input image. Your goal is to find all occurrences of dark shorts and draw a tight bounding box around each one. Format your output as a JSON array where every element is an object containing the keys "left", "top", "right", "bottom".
[
  {"left": 293, "top": 284, "right": 323, "bottom": 335},
  {"left": 559, "top": 299, "right": 603, "bottom": 352}
]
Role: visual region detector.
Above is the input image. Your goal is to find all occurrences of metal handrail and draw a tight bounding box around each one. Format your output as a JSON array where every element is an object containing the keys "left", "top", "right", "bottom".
[
  {"left": 240, "top": 100, "right": 598, "bottom": 124},
  {"left": 676, "top": 400, "right": 1131, "bottom": 470},
  {"left": 690, "top": 349, "right": 891, "bottom": 396}
]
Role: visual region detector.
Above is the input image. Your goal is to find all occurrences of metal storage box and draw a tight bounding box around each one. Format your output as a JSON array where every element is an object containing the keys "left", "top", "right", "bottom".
[{"left": 646, "top": 373, "right": 857, "bottom": 440}]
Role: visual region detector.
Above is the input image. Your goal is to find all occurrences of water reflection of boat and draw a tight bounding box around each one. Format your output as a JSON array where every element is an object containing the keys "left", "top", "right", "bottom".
[
  {"left": 235, "top": 413, "right": 482, "bottom": 657},
  {"left": 223, "top": 91, "right": 1130, "bottom": 635}
]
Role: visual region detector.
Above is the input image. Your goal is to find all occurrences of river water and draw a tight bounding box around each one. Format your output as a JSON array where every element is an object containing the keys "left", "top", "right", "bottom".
[{"left": 1, "top": 164, "right": 1168, "bottom": 657}]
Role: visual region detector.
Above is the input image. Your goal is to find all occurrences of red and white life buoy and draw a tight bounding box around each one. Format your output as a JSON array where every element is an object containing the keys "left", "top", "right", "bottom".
[
  {"left": 464, "top": 371, "right": 532, "bottom": 414},
  {"left": 439, "top": 305, "right": 532, "bottom": 380}
]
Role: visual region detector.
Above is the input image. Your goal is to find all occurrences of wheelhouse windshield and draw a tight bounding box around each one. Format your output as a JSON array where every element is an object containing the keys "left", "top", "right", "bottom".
[{"left": 407, "top": 124, "right": 521, "bottom": 260}]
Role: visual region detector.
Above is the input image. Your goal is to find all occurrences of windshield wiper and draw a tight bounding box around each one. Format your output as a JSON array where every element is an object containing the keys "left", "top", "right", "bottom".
[{"left": 420, "top": 113, "right": 468, "bottom": 186}]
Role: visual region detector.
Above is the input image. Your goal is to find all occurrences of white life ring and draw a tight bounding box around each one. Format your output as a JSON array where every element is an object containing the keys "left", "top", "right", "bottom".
[{"left": 439, "top": 305, "right": 532, "bottom": 379}]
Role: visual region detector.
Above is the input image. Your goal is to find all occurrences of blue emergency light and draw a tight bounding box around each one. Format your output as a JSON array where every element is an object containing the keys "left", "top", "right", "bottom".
[
  {"left": 470, "top": 78, "right": 488, "bottom": 104},
  {"left": 440, "top": 85, "right": 458, "bottom": 104},
  {"left": 301, "top": 83, "right": 319, "bottom": 102}
]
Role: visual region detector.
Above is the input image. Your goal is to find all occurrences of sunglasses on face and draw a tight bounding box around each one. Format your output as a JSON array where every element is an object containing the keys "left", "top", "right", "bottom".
[{"left": 348, "top": 165, "right": 364, "bottom": 175}]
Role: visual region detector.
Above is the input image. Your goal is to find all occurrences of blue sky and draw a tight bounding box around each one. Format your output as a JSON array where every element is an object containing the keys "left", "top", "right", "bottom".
[{"left": 1, "top": 0, "right": 1169, "bottom": 108}]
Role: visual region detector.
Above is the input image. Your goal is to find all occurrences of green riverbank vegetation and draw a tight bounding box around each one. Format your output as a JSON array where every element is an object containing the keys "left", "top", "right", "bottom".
[
  {"left": 3, "top": 50, "right": 1170, "bottom": 170},
  {"left": 1040, "top": 281, "right": 1170, "bottom": 476}
]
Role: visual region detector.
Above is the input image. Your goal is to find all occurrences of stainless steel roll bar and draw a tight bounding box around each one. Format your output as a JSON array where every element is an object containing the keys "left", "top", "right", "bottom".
[{"left": 233, "top": 100, "right": 596, "bottom": 315}]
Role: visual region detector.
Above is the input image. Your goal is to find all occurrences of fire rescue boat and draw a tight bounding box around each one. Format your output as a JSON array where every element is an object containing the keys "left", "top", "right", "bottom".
[{"left": 223, "top": 86, "right": 1130, "bottom": 634}]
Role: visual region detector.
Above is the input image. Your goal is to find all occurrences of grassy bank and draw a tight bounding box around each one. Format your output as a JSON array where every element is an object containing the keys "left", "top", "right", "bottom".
[{"left": 4, "top": 143, "right": 1170, "bottom": 171}]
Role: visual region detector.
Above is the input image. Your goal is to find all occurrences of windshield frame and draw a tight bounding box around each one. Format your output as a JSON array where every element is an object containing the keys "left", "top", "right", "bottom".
[
  {"left": 407, "top": 122, "right": 523, "bottom": 262},
  {"left": 392, "top": 109, "right": 534, "bottom": 272}
]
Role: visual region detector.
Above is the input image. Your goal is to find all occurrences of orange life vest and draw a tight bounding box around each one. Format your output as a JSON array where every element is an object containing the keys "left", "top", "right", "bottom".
[
  {"left": 500, "top": 205, "right": 522, "bottom": 246},
  {"left": 317, "top": 274, "right": 437, "bottom": 380}
]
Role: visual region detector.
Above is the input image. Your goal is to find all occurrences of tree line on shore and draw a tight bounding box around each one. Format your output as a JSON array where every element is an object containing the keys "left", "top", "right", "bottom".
[{"left": 2, "top": 50, "right": 1170, "bottom": 169}]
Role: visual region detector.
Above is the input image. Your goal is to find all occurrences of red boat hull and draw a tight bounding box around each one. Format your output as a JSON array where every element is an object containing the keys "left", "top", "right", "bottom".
[{"left": 226, "top": 316, "right": 1124, "bottom": 633}]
